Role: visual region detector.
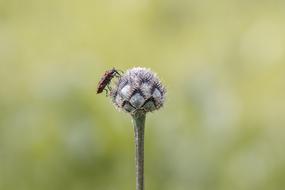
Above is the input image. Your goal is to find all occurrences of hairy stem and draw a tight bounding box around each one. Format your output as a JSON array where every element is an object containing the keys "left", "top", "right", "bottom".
[{"left": 132, "top": 112, "right": 146, "bottom": 190}]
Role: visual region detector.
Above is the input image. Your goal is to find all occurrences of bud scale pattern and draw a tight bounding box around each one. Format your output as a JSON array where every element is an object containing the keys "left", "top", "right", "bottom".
[{"left": 111, "top": 67, "right": 166, "bottom": 114}]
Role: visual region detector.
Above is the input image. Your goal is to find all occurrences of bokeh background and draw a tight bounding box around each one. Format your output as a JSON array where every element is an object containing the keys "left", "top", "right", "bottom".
[{"left": 1, "top": 0, "right": 285, "bottom": 190}]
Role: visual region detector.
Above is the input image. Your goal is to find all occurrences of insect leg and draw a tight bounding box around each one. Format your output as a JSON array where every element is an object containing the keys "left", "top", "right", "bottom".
[
  {"left": 104, "top": 89, "right": 109, "bottom": 97},
  {"left": 113, "top": 69, "right": 124, "bottom": 77},
  {"left": 107, "top": 85, "right": 112, "bottom": 91}
]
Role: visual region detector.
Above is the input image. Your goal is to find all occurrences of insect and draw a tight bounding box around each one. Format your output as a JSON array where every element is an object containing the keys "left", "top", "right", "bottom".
[{"left": 97, "top": 68, "right": 122, "bottom": 95}]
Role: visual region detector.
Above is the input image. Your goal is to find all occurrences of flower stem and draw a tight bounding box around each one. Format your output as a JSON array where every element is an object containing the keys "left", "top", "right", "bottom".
[{"left": 132, "top": 112, "right": 146, "bottom": 190}]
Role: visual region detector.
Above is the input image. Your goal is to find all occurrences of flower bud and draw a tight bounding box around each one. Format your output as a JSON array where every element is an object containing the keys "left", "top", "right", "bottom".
[{"left": 111, "top": 67, "right": 166, "bottom": 114}]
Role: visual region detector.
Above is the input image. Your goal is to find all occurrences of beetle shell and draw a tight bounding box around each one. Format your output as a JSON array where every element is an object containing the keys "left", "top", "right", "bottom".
[{"left": 97, "top": 68, "right": 120, "bottom": 94}]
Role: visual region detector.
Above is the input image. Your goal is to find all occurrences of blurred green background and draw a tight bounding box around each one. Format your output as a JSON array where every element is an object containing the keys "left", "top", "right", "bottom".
[{"left": 1, "top": 0, "right": 285, "bottom": 190}]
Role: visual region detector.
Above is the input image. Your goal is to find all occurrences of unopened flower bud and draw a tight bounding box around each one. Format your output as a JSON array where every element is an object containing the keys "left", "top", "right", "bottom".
[{"left": 111, "top": 67, "right": 166, "bottom": 115}]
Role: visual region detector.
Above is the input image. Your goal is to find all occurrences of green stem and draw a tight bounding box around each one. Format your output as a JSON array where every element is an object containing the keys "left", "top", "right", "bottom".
[{"left": 132, "top": 112, "right": 146, "bottom": 190}]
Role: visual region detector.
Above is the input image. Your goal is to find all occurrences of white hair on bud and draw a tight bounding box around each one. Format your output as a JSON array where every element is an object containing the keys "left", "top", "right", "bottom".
[{"left": 111, "top": 67, "right": 166, "bottom": 114}]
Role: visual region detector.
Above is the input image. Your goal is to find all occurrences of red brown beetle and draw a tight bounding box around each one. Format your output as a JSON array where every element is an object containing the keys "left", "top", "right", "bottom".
[{"left": 97, "top": 68, "right": 122, "bottom": 95}]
